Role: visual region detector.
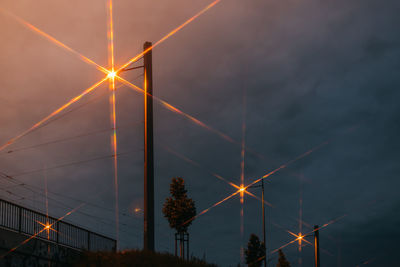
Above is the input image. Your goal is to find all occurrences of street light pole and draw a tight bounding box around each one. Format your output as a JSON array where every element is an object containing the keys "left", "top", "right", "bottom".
[
  {"left": 143, "top": 41, "right": 154, "bottom": 251},
  {"left": 119, "top": 44, "right": 152, "bottom": 251},
  {"left": 249, "top": 180, "right": 267, "bottom": 267}
]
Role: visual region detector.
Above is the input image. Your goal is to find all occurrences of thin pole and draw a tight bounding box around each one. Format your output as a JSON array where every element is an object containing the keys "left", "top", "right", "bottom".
[
  {"left": 175, "top": 233, "right": 178, "bottom": 256},
  {"left": 187, "top": 233, "right": 190, "bottom": 260},
  {"left": 314, "top": 225, "right": 320, "bottom": 267},
  {"left": 180, "top": 233, "right": 183, "bottom": 258},
  {"left": 143, "top": 41, "right": 154, "bottom": 251},
  {"left": 262, "top": 179, "right": 266, "bottom": 267}
]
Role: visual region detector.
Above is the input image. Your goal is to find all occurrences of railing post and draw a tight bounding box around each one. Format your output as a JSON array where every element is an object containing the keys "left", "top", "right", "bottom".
[
  {"left": 87, "top": 231, "right": 91, "bottom": 251},
  {"left": 18, "top": 206, "right": 22, "bottom": 233},
  {"left": 56, "top": 221, "right": 59, "bottom": 244},
  {"left": 0, "top": 198, "right": 117, "bottom": 252}
]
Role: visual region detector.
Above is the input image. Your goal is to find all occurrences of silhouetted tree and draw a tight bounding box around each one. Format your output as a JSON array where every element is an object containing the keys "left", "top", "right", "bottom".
[
  {"left": 245, "top": 234, "right": 265, "bottom": 267},
  {"left": 163, "top": 177, "right": 196, "bottom": 258},
  {"left": 276, "top": 249, "right": 291, "bottom": 267}
]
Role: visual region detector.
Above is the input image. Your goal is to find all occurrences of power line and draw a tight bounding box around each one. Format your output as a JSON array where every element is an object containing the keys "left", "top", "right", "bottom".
[
  {"left": 0, "top": 173, "right": 140, "bottom": 231},
  {"left": 5, "top": 75, "right": 144, "bottom": 153},
  {"left": 2, "top": 121, "right": 143, "bottom": 155},
  {"left": 3, "top": 128, "right": 112, "bottom": 154},
  {"left": 6, "top": 89, "right": 109, "bottom": 148},
  {"left": 12, "top": 150, "right": 136, "bottom": 177},
  {"left": 0, "top": 189, "right": 143, "bottom": 242},
  {"left": 0, "top": 172, "right": 173, "bottom": 249},
  {"left": 0, "top": 171, "right": 138, "bottom": 222},
  {"left": 0, "top": 179, "right": 173, "bottom": 249}
]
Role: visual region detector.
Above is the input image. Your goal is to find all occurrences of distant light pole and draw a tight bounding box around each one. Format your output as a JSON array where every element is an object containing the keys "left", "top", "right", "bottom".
[
  {"left": 249, "top": 179, "right": 267, "bottom": 267},
  {"left": 262, "top": 179, "right": 266, "bottom": 267},
  {"left": 314, "top": 225, "right": 320, "bottom": 267}
]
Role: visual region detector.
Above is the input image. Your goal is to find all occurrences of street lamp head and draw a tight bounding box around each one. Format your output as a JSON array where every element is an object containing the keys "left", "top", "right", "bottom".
[{"left": 107, "top": 71, "right": 116, "bottom": 79}]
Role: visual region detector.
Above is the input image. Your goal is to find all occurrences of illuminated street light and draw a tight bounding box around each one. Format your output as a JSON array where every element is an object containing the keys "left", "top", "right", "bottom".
[{"left": 107, "top": 71, "right": 116, "bottom": 79}]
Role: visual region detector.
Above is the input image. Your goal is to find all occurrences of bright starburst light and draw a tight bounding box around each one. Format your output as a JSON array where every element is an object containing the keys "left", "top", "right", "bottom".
[
  {"left": 0, "top": 0, "right": 225, "bottom": 250},
  {"left": 0, "top": 203, "right": 84, "bottom": 259},
  {"left": 108, "top": 71, "right": 117, "bottom": 79},
  {"left": 0, "top": 0, "right": 357, "bottom": 262}
]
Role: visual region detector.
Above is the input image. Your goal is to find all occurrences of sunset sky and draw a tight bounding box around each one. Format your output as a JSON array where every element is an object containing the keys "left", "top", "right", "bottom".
[{"left": 0, "top": 0, "right": 399, "bottom": 266}]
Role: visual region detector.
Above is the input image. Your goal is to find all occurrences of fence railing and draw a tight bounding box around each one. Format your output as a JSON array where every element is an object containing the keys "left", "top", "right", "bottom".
[{"left": 0, "top": 198, "right": 116, "bottom": 252}]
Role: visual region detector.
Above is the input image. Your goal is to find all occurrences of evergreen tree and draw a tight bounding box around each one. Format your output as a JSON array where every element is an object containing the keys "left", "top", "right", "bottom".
[
  {"left": 276, "top": 249, "right": 291, "bottom": 267},
  {"left": 162, "top": 177, "right": 196, "bottom": 233},
  {"left": 245, "top": 234, "right": 265, "bottom": 267}
]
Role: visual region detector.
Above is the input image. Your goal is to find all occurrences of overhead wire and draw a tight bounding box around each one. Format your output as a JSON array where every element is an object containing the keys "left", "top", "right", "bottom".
[
  {"left": 0, "top": 173, "right": 140, "bottom": 235},
  {"left": 0, "top": 175, "right": 173, "bottom": 249},
  {"left": 11, "top": 150, "right": 136, "bottom": 177}
]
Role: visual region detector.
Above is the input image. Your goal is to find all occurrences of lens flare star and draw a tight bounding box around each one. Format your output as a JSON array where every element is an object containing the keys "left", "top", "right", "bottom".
[
  {"left": 180, "top": 138, "right": 332, "bottom": 230},
  {"left": 0, "top": 0, "right": 354, "bottom": 263},
  {"left": 117, "top": 0, "right": 223, "bottom": 72},
  {"left": 108, "top": 71, "right": 117, "bottom": 79},
  {"left": 271, "top": 215, "right": 346, "bottom": 255},
  {"left": 0, "top": 203, "right": 84, "bottom": 259},
  {"left": 0, "top": 0, "right": 226, "bottom": 153},
  {"left": 0, "top": 0, "right": 225, "bottom": 252}
]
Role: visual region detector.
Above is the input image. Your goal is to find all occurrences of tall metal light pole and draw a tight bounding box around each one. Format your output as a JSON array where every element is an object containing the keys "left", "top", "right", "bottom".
[
  {"left": 314, "top": 225, "right": 320, "bottom": 267},
  {"left": 143, "top": 41, "right": 154, "bottom": 251}
]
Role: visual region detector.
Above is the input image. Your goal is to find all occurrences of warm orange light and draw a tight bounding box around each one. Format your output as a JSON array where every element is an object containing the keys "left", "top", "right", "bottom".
[
  {"left": 134, "top": 208, "right": 141, "bottom": 213},
  {"left": 0, "top": 77, "right": 107, "bottom": 152},
  {"left": 117, "top": 76, "right": 236, "bottom": 144},
  {"left": 108, "top": 71, "right": 116, "bottom": 79},
  {"left": 1, "top": 204, "right": 84, "bottom": 259},
  {"left": 117, "top": 0, "right": 222, "bottom": 73},
  {"left": 239, "top": 186, "right": 246, "bottom": 193},
  {"left": 298, "top": 234, "right": 303, "bottom": 240}
]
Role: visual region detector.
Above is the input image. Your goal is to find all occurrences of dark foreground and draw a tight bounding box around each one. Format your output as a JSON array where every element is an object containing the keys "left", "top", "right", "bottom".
[{"left": 73, "top": 250, "right": 218, "bottom": 267}]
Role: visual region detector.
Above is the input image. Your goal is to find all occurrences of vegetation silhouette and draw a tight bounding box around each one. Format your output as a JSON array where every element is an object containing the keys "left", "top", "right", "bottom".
[
  {"left": 276, "top": 249, "right": 291, "bottom": 267},
  {"left": 245, "top": 234, "right": 266, "bottom": 267},
  {"left": 163, "top": 177, "right": 196, "bottom": 258},
  {"left": 73, "top": 250, "right": 217, "bottom": 267},
  {"left": 163, "top": 177, "right": 196, "bottom": 233}
]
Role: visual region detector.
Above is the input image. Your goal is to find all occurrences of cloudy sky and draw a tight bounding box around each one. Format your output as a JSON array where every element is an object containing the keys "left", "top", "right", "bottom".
[{"left": 0, "top": 0, "right": 399, "bottom": 266}]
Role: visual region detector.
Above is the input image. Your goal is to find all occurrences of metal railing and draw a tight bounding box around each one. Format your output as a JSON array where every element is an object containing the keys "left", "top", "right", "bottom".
[{"left": 0, "top": 198, "right": 116, "bottom": 252}]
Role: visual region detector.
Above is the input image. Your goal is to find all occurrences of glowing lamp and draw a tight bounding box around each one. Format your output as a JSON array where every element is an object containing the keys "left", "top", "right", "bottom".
[{"left": 107, "top": 71, "right": 116, "bottom": 79}]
